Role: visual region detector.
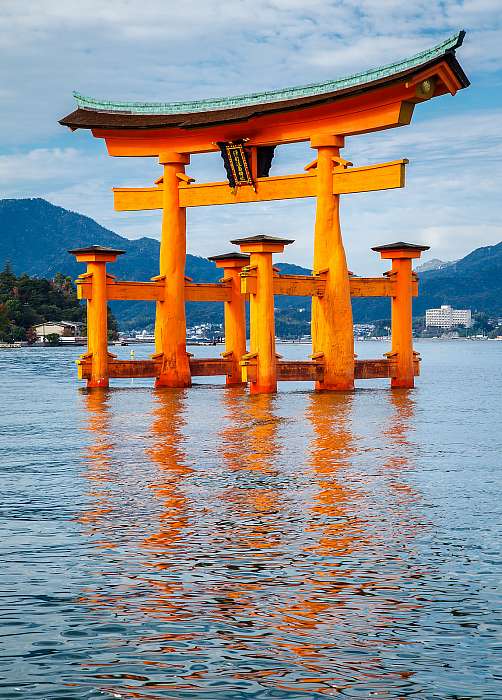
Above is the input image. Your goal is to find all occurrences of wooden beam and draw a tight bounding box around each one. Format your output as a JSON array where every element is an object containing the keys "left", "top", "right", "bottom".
[
  {"left": 77, "top": 279, "right": 232, "bottom": 302},
  {"left": 189, "top": 358, "right": 230, "bottom": 376},
  {"left": 185, "top": 282, "right": 232, "bottom": 302},
  {"left": 78, "top": 358, "right": 160, "bottom": 379},
  {"left": 114, "top": 186, "right": 163, "bottom": 211},
  {"left": 273, "top": 274, "right": 324, "bottom": 297},
  {"left": 78, "top": 357, "right": 231, "bottom": 379},
  {"left": 277, "top": 361, "right": 324, "bottom": 381},
  {"left": 179, "top": 172, "right": 315, "bottom": 207},
  {"left": 350, "top": 277, "right": 418, "bottom": 297},
  {"left": 179, "top": 160, "right": 406, "bottom": 207},
  {"left": 113, "top": 160, "right": 407, "bottom": 212},
  {"left": 355, "top": 359, "right": 393, "bottom": 379},
  {"left": 77, "top": 356, "right": 419, "bottom": 381},
  {"left": 78, "top": 274, "right": 417, "bottom": 303},
  {"left": 332, "top": 159, "right": 406, "bottom": 195}
]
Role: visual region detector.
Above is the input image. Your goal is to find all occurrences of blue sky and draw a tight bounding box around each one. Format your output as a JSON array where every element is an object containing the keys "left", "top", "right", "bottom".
[{"left": 1, "top": 0, "right": 501, "bottom": 274}]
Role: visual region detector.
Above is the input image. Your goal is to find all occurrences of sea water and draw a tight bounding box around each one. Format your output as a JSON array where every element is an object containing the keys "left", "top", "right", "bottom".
[{"left": 0, "top": 341, "right": 501, "bottom": 698}]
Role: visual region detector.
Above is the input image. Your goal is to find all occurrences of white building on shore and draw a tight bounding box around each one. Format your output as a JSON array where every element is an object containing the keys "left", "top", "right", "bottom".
[
  {"left": 425, "top": 305, "right": 472, "bottom": 329},
  {"left": 33, "top": 321, "right": 83, "bottom": 342}
]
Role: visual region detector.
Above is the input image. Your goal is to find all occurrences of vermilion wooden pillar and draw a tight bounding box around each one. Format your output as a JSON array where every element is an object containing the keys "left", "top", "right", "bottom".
[
  {"left": 310, "top": 134, "right": 354, "bottom": 391},
  {"left": 70, "top": 245, "right": 124, "bottom": 388},
  {"left": 208, "top": 252, "right": 249, "bottom": 386},
  {"left": 154, "top": 151, "right": 192, "bottom": 388},
  {"left": 373, "top": 242, "right": 429, "bottom": 388},
  {"left": 231, "top": 235, "right": 293, "bottom": 394}
]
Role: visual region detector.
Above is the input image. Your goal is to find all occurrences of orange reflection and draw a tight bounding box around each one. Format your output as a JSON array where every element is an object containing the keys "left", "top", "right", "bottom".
[
  {"left": 219, "top": 390, "right": 282, "bottom": 550},
  {"left": 191, "top": 390, "right": 286, "bottom": 664},
  {"left": 77, "top": 389, "right": 117, "bottom": 547},
  {"left": 142, "top": 388, "right": 192, "bottom": 556},
  {"left": 135, "top": 388, "right": 196, "bottom": 632}
]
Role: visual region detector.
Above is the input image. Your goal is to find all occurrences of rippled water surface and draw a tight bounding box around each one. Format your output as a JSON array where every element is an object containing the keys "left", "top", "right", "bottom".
[{"left": 1, "top": 341, "right": 501, "bottom": 698}]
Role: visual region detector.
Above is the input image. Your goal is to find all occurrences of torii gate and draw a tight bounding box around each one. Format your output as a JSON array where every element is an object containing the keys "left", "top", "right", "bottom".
[{"left": 61, "top": 32, "right": 469, "bottom": 392}]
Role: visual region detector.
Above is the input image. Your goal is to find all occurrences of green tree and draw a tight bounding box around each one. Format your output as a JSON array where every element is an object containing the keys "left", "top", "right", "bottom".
[
  {"left": 45, "top": 333, "right": 60, "bottom": 346},
  {"left": 0, "top": 303, "right": 11, "bottom": 342}
]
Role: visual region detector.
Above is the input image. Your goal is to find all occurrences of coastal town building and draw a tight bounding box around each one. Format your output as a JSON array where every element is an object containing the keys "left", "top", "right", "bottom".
[
  {"left": 33, "top": 321, "right": 83, "bottom": 341},
  {"left": 425, "top": 305, "right": 472, "bottom": 329}
]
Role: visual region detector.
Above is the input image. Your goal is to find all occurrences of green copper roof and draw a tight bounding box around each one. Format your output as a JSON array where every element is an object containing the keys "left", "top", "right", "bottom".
[{"left": 74, "top": 31, "right": 465, "bottom": 115}]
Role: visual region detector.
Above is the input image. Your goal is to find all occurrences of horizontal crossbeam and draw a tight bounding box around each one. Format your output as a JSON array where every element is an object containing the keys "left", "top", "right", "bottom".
[
  {"left": 77, "top": 279, "right": 232, "bottom": 303},
  {"left": 77, "top": 273, "right": 417, "bottom": 303},
  {"left": 240, "top": 274, "right": 418, "bottom": 298},
  {"left": 113, "top": 160, "right": 407, "bottom": 211},
  {"left": 77, "top": 356, "right": 419, "bottom": 382},
  {"left": 78, "top": 357, "right": 232, "bottom": 380}
]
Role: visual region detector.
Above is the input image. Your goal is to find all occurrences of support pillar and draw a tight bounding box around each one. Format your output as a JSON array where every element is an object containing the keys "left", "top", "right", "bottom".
[
  {"left": 372, "top": 242, "right": 430, "bottom": 388},
  {"left": 208, "top": 252, "right": 249, "bottom": 386},
  {"left": 310, "top": 134, "right": 354, "bottom": 391},
  {"left": 231, "top": 235, "right": 293, "bottom": 394},
  {"left": 154, "top": 151, "right": 192, "bottom": 388},
  {"left": 70, "top": 245, "right": 124, "bottom": 388}
]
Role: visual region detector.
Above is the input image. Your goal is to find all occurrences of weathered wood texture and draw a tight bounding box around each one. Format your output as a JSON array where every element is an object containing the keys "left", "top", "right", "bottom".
[
  {"left": 277, "top": 361, "right": 324, "bottom": 381},
  {"left": 189, "top": 358, "right": 230, "bottom": 376},
  {"left": 77, "top": 356, "right": 419, "bottom": 381},
  {"left": 78, "top": 357, "right": 231, "bottom": 379}
]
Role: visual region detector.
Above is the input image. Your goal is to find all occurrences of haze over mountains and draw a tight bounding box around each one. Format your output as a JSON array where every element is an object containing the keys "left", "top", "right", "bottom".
[{"left": 1, "top": 198, "right": 501, "bottom": 330}]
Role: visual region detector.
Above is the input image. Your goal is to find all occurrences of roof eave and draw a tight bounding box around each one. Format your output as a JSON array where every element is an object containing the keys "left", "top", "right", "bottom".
[{"left": 59, "top": 47, "right": 469, "bottom": 132}]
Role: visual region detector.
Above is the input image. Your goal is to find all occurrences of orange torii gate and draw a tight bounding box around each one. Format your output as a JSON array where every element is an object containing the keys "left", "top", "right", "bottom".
[{"left": 61, "top": 32, "right": 469, "bottom": 392}]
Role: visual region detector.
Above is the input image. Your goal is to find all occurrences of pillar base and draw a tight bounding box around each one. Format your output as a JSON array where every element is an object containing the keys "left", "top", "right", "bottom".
[
  {"left": 155, "top": 375, "right": 192, "bottom": 388},
  {"left": 249, "top": 382, "right": 276, "bottom": 394},
  {"left": 391, "top": 377, "right": 414, "bottom": 389},
  {"left": 226, "top": 378, "right": 247, "bottom": 387},
  {"left": 87, "top": 378, "right": 109, "bottom": 388},
  {"left": 315, "top": 380, "right": 354, "bottom": 392}
]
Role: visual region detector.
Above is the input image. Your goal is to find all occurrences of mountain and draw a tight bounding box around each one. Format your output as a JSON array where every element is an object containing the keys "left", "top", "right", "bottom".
[
  {"left": 1, "top": 198, "right": 501, "bottom": 331},
  {"left": 415, "top": 258, "right": 452, "bottom": 273},
  {"left": 352, "top": 241, "right": 502, "bottom": 322},
  {"left": 0, "top": 198, "right": 222, "bottom": 330}
]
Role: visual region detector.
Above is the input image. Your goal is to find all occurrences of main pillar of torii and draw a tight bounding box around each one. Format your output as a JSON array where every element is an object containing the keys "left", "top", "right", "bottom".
[{"left": 310, "top": 135, "right": 354, "bottom": 391}]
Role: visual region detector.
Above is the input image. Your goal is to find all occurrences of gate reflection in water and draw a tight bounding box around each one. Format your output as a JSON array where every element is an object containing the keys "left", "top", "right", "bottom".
[{"left": 74, "top": 384, "right": 434, "bottom": 698}]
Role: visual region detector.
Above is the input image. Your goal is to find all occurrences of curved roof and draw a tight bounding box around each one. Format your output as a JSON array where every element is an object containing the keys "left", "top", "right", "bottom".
[{"left": 60, "top": 31, "right": 468, "bottom": 131}]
